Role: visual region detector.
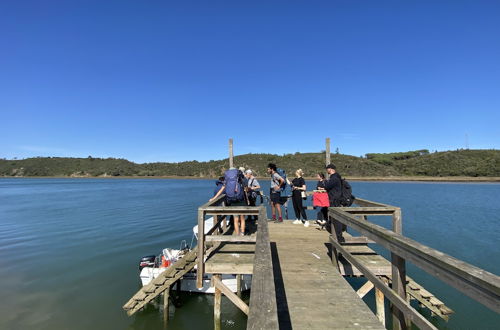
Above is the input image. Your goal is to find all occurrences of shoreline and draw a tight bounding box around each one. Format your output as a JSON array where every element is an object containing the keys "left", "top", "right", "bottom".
[{"left": 2, "top": 175, "right": 500, "bottom": 182}]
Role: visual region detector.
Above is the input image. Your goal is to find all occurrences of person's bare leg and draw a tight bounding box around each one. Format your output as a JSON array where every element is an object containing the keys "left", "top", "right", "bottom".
[
  {"left": 271, "top": 203, "right": 276, "bottom": 219},
  {"left": 277, "top": 204, "right": 282, "bottom": 219},
  {"left": 240, "top": 215, "right": 245, "bottom": 235},
  {"left": 233, "top": 217, "right": 240, "bottom": 235}
]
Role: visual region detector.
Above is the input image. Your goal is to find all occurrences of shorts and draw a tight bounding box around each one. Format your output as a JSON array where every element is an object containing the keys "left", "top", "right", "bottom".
[
  {"left": 270, "top": 191, "right": 284, "bottom": 204},
  {"left": 226, "top": 199, "right": 246, "bottom": 207}
]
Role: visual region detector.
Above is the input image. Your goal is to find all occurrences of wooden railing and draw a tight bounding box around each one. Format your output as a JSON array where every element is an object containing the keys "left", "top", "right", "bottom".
[
  {"left": 328, "top": 200, "right": 500, "bottom": 330},
  {"left": 196, "top": 194, "right": 261, "bottom": 288},
  {"left": 196, "top": 195, "right": 278, "bottom": 329},
  {"left": 247, "top": 207, "right": 279, "bottom": 330}
]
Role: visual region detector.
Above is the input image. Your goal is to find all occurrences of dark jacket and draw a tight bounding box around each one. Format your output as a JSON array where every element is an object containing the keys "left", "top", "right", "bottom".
[{"left": 324, "top": 172, "right": 342, "bottom": 206}]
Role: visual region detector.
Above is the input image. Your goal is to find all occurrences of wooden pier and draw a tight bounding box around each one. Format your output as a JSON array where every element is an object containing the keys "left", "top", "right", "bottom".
[
  {"left": 123, "top": 139, "right": 500, "bottom": 329},
  {"left": 123, "top": 194, "right": 500, "bottom": 329}
]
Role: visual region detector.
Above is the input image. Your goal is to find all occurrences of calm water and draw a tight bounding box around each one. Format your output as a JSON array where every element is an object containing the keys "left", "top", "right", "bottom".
[{"left": 0, "top": 178, "right": 498, "bottom": 330}]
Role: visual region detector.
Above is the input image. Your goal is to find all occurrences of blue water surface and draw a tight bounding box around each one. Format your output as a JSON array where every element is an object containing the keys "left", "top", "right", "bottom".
[{"left": 0, "top": 178, "right": 498, "bottom": 330}]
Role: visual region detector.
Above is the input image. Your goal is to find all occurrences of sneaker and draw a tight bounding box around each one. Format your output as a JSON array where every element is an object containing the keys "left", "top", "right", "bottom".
[
  {"left": 292, "top": 219, "right": 302, "bottom": 225},
  {"left": 303, "top": 221, "right": 310, "bottom": 227},
  {"left": 316, "top": 220, "right": 327, "bottom": 226}
]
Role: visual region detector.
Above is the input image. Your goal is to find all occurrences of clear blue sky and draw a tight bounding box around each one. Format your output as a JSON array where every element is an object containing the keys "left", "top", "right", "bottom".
[{"left": 1, "top": 1, "right": 499, "bottom": 163}]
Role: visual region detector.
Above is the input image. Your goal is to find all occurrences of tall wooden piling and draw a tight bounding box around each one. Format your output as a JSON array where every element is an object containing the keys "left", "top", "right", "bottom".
[
  {"left": 326, "top": 137, "right": 331, "bottom": 166},
  {"left": 163, "top": 287, "right": 170, "bottom": 327},
  {"left": 214, "top": 274, "right": 222, "bottom": 330},
  {"left": 229, "top": 138, "right": 234, "bottom": 168}
]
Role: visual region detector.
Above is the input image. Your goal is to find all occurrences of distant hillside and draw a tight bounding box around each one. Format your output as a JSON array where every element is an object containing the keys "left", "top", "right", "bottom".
[{"left": 0, "top": 149, "right": 499, "bottom": 178}]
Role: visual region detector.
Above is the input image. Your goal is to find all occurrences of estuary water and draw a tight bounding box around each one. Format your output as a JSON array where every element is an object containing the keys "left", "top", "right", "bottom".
[{"left": 0, "top": 178, "right": 498, "bottom": 330}]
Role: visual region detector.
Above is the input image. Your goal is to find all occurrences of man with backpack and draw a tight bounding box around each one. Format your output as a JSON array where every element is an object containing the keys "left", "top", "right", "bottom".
[
  {"left": 267, "top": 163, "right": 285, "bottom": 223},
  {"left": 324, "top": 163, "right": 354, "bottom": 236},
  {"left": 210, "top": 167, "right": 248, "bottom": 235},
  {"left": 324, "top": 164, "right": 342, "bottom": 207}
]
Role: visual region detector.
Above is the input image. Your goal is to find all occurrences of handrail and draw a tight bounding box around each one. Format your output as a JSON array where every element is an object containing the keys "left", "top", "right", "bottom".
[
  {"left": 328, "top": 208, "right": 500, "bottom": 313},
  {"left": 247, "top": 206, "right": 279, "bottom": 329}
]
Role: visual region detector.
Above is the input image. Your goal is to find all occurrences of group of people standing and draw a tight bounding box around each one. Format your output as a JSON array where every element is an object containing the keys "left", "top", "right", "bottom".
[
  {"left": 268, "top": 163, "right": 342, "bottom": 227},
  {"left": 210, "top": 162, "right": 345, "bottom": 234},
  {"left": 210, "top": 167, "right": 261, "bottom": 236}
]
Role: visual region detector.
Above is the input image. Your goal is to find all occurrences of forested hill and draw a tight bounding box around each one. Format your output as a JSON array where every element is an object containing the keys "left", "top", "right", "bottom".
[{"left": 0, "top": 149, "right": 499, "bottom": 178}]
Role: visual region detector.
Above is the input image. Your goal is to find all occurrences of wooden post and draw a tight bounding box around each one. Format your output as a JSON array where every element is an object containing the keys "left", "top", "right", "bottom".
[
  {"left": 326, "top": 137, "right": 331, "bottom": 166},
  {"left": 376, "top": 287, "right": 385, "bottom": 327},
  {"left": 392, "top": 208, "right": 402, "bottom": 234},
  {"left": 236, "top": 274, "right": 242, "bottom": 298},
  {"left": 214, "top": 274, "right": 222, "bottom": 330},
  {"left": 391, "top": 208, "right": 407, "bottom": 330},
  {"left": 329, "top": 210, "right": 340, "bottom": 272},
  {"left": 229, "top": 138, "right": 234, "bottom": 168},
  {"left": 197, "top": 209, "right": 205, "bottom": 288},
  {"left": 176, "top": 280, "right": 181, "bottom": 304},
  {"left": 163, "top": 287, "right": 170, "bottom": 327}
]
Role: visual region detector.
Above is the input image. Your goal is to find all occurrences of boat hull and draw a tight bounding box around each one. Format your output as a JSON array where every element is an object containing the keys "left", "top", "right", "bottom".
[{"left": 140, "top": 267, "right": 251, "bottom": 294}]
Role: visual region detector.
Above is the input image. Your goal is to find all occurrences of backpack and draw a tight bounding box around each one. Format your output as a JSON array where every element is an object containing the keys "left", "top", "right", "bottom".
[
  {"left": 339, "top": 178, "right": 355, "bottom": 207},
  {"left": 224, "top": 169, "right": 244, "bottom": 203},
  {"left": 273, "top": 168, "right": 288, "bottom": 193}
]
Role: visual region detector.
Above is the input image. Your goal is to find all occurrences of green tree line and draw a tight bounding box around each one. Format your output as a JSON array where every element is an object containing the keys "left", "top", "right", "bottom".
[{"left": 0, "top": 149, "right": 498, "bottom": 178}]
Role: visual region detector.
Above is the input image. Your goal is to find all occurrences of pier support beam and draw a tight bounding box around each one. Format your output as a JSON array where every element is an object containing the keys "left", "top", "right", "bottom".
[
  {"left": 163, "top": 287, "right": 170, "bottom": 327},
  {"left": 357, "top": 280, "right": 374, "bottom": 298},
  {"left": 376, "top": 287, "right": 385, "bottom": 327},
  {"left": 391, "top": 208, "right": 408, "bottom": 330},
  {"left": 214, "top": 274, "right": 222, "bottom": 330},
  {"left": 236, "top": 274, "right": 242, "bottom": 298}
]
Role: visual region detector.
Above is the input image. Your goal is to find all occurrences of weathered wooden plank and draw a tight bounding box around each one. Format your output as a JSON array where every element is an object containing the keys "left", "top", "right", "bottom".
[
  {"left": 342, "top": 245, "right": 378, "bottom": 254},
  {"left": 329, "top": 208, "right": 500, "bottom": 313},
  {"left": 268, "top": 221, "right": 385, "bottom": 329},
  {"left": 206, "top": 235, "right": 256, "bottom": 243},
  {"left": 213, "top": 276, "right": 249, "bottom": 315},
  {"left": 247, "top": 207, "right": 279, "bottom": 330},
  {"left": 340, "top": 207, "right": 398, "bottom": 215},
  {"left": 376, "top": 287, "right": 385, "bottom": 326},
  {"left": 357, "top": 280, "right": 374, "bottom": 298},
  {"left": 352, "top": 198, "right": 396, "bottom": 208}
]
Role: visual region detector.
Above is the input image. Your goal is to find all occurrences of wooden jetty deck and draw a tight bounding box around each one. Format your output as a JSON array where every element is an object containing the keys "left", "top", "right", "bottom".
[
  {"left": 268, "top": 221, "right": 384, "bottom": 329},
  {"left": 122, "top": 196, "right": 499, "bottom": 330},
  {"left": 123, "top": 195, "right": 499, "bottom": 329}
]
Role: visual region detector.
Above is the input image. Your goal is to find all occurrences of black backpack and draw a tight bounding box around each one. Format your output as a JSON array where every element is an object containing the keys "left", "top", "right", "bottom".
[{"left": 339, "top": 178, "right": 355, "bottom": 207}]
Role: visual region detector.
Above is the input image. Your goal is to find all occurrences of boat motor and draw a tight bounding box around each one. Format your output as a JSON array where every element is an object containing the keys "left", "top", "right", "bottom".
[{"left": 139, "top": 255, "right": 156, "bottom": 271}]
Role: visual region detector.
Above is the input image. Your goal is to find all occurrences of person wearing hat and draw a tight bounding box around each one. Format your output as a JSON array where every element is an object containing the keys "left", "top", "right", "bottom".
[
  {"left": 324, "top": 164, "right": 342, "bottom": 207},
  {"left": 324, "top": 163, "right": 344, "bottom": 238}
]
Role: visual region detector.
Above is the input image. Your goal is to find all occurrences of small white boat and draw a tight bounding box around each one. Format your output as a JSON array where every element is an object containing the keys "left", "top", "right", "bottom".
[{"left": 138, "top": 218, "right": 252, "bottom": 294}]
